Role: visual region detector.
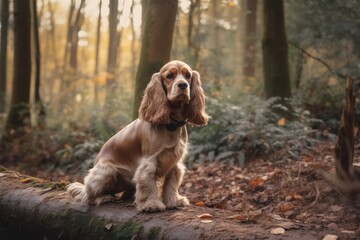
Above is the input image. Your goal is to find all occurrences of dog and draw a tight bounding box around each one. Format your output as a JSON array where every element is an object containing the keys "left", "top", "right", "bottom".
[{"left": 67, "top": 60, "right": 209, "bottom": 212}]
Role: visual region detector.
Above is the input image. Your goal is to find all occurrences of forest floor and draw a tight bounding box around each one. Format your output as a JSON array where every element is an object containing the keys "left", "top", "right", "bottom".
[{"left": 3, "top": 140, "right": 360, "bottom": 239}]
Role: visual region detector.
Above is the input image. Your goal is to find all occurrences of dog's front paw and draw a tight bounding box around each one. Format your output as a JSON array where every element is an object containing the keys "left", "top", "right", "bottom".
[
  {"left": 176, "top": 195, "right": 190, "bottom": 207},
  {"left": 137, "top": 199, "right": 166, "bottom": 212},
  {"left": 164, "top": 195, "right": 190, "bottom": 209}
]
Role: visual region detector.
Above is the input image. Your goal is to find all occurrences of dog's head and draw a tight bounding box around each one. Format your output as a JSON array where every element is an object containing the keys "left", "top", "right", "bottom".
[{"left": 139, "top": 60, "right": 209, "bottom": 126}]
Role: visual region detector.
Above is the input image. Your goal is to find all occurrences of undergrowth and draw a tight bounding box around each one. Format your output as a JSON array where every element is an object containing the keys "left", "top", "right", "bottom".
[{"left": 187, "top": 95, "right": 337, "bottom": 167}]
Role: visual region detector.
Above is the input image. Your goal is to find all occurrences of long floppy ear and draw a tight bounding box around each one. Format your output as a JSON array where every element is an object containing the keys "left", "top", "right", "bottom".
[
  {"left": 186, "top": 71, "right": 210, "bottom": 126},
  {"left": 139, "top": 73, "right": 171, "bottom": 124}
]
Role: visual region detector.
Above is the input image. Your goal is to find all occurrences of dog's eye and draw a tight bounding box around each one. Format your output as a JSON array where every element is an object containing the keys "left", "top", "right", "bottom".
[
  {"left": 185, "top": 73, "right": 191, "bottom": 79},
  {"left": 166, "top": 73, "right": 174, "bottom": 79}
]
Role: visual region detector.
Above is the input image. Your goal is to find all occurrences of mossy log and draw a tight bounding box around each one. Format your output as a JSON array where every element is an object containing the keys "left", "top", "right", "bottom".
[{"left": 0, "top": 167, "right": 332, "bottom": 240}]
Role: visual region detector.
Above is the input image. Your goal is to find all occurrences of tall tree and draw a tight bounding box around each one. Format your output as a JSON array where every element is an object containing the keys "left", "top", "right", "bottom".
[
  {"left": 243, "top": 0, "right": 257, "bottom": 87},
  {"left": 262, "top": 0, "right": 291, "bottom": 99},
  {"left": 187, "top": 0, "right": 201, "bottom": 66},
  {"left": 32, "top": 0, "right": 46, "bottom": 127},
  {"left": 211, "top": 0, "right": 221, "bottom": 90},
  {"left": 6, "top": 0, "right": 32, "bottom": 131},
  {"left": 69, "top": 0, "right": 85, "bottom": 72},
  {"left": 105, "top": 0, "right": 119, "bottom": 105},
  {"left": 94, "top": 0, "right": 102, "bottom": 105},
  {"left": 132, "top": 0, "right": 178, "bottom": 119},
  {"left": 0, "top": 0, "right": 9, "bottom": 113}
]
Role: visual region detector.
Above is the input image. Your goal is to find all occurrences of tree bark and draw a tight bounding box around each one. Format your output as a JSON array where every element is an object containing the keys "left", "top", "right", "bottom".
[
  {"left": 32, "top": 0, "right": 46, "bottom": 128},
  {"left": 262, "top": 0, "right": 291, "bottom": 99},
  {"left": 0, "top": 0, "right": 9, "bottom": 113},
  {"left": 105, "top": 0, "right": 119, "bottom": 106},
  {"left": 94, "top": 0, "right": 102, "bottom": 105},
  {"left": 211, "top": 0, "right": 221, "bottom": 91},
  {"left": 321, "top": 78, "right": 360, "bottom": 195},
  {"left": 132, "top": 0, "right": 178, "bottom": 119},
  {"left": 243, "top": 0, "right": 257, "bottom": 87},
  {"left": 69, "top": 0, "right": 85, "bottom": 72},
  {"left": 335, "top": 78, "right": 357, "bottom": 181},
  {"left": 187, "top": 0, "right": 201, "bottom": 66},
  {"left": 6, "top": 0, "right": 32, "bottom": 132}
]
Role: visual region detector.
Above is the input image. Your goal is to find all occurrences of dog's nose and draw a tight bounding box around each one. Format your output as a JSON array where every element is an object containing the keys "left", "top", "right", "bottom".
[{"left": 178, "top": 83, "right": 188, "bottom": 90}]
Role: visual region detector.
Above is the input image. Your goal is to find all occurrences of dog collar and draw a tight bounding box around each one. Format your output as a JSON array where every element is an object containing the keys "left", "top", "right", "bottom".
[{"left": 165, "top": 117, "right": 187, "bottom": 131}]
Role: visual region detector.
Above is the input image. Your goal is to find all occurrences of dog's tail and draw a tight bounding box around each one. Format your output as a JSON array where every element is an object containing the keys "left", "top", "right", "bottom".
[{"left": 67, "top": 182, "right": 88, "bottom": 203}]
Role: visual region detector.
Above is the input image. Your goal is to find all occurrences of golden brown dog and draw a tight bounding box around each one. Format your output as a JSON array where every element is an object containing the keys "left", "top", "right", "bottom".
[{"left": 67, "top": 60, "right": 209, "bottom": 212}]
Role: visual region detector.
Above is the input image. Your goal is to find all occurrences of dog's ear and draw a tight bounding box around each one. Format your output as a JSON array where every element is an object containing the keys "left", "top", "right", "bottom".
[
  {"left": 139, "top": 73, "right": 171, "bottom": 124},
  {"left": 186, "top": 71, "right": 210, "bottom": 126}
]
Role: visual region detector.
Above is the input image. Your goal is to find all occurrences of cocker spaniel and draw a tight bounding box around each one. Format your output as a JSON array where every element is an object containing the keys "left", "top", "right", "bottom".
[{"left": 67, "top": 60, "right": 209, "bottom": 212}]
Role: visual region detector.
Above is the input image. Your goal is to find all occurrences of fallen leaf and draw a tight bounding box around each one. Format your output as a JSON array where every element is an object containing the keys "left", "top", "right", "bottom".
[
  {"left": 271, "top": 227, "right": 285, "bottom": 235},
  {"left": 197, "top": 213, "right": 213, "bottom": 220},
  {"left": 341, "top": 230, "right": 356, "bottom": 234},
  {"left": 285, "top": 195, "right": 293, "bottom": 201},
  {"left": 277, "top": 117, "right": 286, "bottom": 126},
  {"left": 226, "top": 214, "right": 248, "bottom": 221},
  {"left": 249, "top": 177, "right": 264, "bottom": 188},
  {"left": 322, "top": 234, "right": 338, "bottom": 240},
  {"left": 330, "top": 205, "right": 343, "bottom": 212},
  {"left": 277, "top": 221, "right": 296, "bottom": 230},
  {"left": 105, "top": 223, "right": 113, "bottom": 230},
  {"left": 277, "top": 202, "right": 294, "bottom": 213},
  {"left": 303, "top": 156, "right": 314, "bottom": 162},
  {"left": 194, "top": 201, "right": 205, "bottom": 207},
  {"left": 201, "top": 220, "right": 213, "bottom": 223},
  {"left": 0, "top": 173, "right": 5, "bottom": 177},
  {"left": 185, "top": 182, "right": 192, "bottom": 188},
  {"left": 293, "top": 194, "right": 303, "bottom": 200}
]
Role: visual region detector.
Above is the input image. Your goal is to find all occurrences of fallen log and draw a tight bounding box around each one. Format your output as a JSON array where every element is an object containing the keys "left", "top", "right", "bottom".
[{"left": 0, "top": 167, "right": 335, "bottom": 240}]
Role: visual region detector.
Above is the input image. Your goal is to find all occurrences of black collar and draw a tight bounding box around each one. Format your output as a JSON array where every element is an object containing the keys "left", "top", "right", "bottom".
[{"left": 165, "top": 116, "right": 187, "bottom": 131}]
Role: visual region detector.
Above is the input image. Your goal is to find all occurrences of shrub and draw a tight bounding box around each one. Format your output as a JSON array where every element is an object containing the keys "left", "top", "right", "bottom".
[{"left": 188, "top": 95, "right": 336, "bottom": 167}]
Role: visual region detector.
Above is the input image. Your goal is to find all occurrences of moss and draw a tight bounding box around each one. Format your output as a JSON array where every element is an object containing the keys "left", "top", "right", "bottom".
[
  {"left": 146, "top": 226, "right": 161, "bottom": 240},
  {"left": 0, "top": 165, "right": 8, "bottom": 172},
  {"left": 44, "top": 209, "right": 144, "bottom": 240},
  {"left": 19, "top": 176, "right": 69, "bottom": 190},
  {"left": 112, "top": 221, "right": 144, "bottom": 239}
]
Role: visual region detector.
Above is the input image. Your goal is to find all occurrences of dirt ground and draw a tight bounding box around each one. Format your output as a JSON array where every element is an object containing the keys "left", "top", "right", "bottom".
[
  {"left": 179, "top": 141, "right": 360, "bottom": 239},
  {"left": 6, "top": 140, "right": 360, "bottom": 239}
]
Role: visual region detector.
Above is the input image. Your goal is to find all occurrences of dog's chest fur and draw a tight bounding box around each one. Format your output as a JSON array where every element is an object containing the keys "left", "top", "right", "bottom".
[{"left": 154, "top": 128, "right": 187, "bottom": 177}]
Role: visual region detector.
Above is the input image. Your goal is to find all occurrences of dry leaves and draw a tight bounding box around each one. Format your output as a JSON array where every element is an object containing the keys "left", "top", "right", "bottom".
[
  {"left": 105, "top": 223, "right": 113, "bottom": 231},
  {"left": 249, "top": 177, "right": 265, "bottom": 188},
  {"left": 197, "top": 213, "right": 214, "bottom": 223},
  {"left": 271, "top": 227, "right": 285, "bottom": 235},
  {"left": 277, "top": 202, "right": 294, "bottom": 213},
  {"left": 322, "top": 234, "right": 338, "bottom": 240}
]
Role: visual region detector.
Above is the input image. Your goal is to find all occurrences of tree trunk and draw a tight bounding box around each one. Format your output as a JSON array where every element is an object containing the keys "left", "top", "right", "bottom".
[
  {"left": 243, "top": 0, "right": 257, "bottom": 88},
  {"left": 187, "top": 0, "right": 201, "bottom": 66},
  {"left": 32, "top": 0, "right": 46, "bottom": 128},
  {"left": 211, "top": 0, "right": 221, "bottom": 91},
  {"left": 94, "top": 0, "right": 102, "bottom": 105},
  {"left": 335, "top": 78, "right": 357, "bottom": 181},
  {"left": 105, "top": 0, "right": 119, "bottom": 106},
  {"left": 61, "top": 0, "right": 76, "bottom": 91},
  {"left": 0, "top": 0, "right": 9, "bottom": 113},
  {"left": 321, "top": 78, "right": 360, "bottom": 195},
  {"left": 130, "top": 2, "right": 137, "bottom": 81},
  {"left": 6, "top": 0, "right": 32, "bottom": 132},
  {"left": 48, "top": 0, "right": 59, "bottom": 71},
  {"left": 132, "top": 0, "right": 178, "bottom": 119},
  {"left": 262, "top": 0, "right": 291, "bottom": 99},
  {"left": 69, "top": 0, "right": 85, "bottom": 72}
]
